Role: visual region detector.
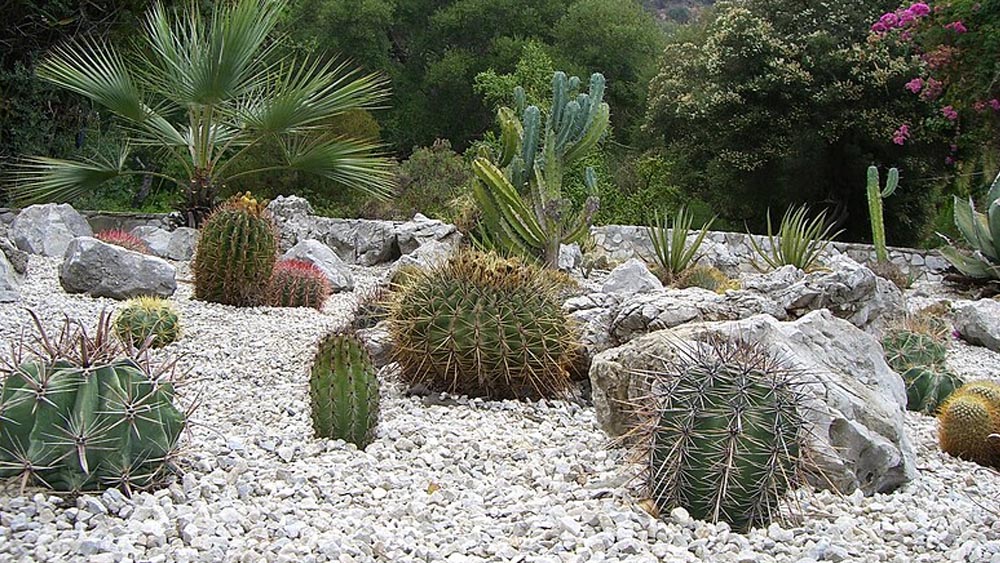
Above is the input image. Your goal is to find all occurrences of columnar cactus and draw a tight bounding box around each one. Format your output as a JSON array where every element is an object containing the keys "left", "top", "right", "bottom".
[
  {"left": 309, "top": 332, "right": 379, "bottom": 449},
  {"left": 114, "top": 296, "right": 181, "bottom": 348},
  {"left": 472, "top": 71, "right": 609, "bottom": 268},
  {"left": 267, "top": 259, "right": 331, "bottom": 310},
  {"left": 641, "top": 337, "right": 805, "bottom": 532},
  {"left": 95, "top": 229, "right": 151, "bottom": 255},
  {"left": 0, "top": 311, "right": 187, "bottom": 494},
  {"left": 938, "top": 380, "right": 1000, "bottom": 468},
  {"left": 193, "top": 193, "right": 278, "bottom": 306},
  {"left": 389, "top": 249, "right": 578, "bottom": 400},
  {"left": 866, "top": 166, "right": 899, "bottom": 263}
]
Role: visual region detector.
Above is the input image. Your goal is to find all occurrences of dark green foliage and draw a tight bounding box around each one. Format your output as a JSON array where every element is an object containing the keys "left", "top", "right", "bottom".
[
  {"left": 389, "top": 250, "right": 577, "bottom": 400},
  {"left": 114, "top": 297, "right": 181, "bottom": 349},
  {"left": 0, "top": 311, "right": 186, "bottom": 494},
  {"left": 393, "top": 140, "right": 472, "bottom": 221},
  {"left": 193, "top": 195, "right": 278, "bottom": 307},
  {"left": 309, "top": 332, "right": 379, "bottom": 449},
  {"left": 643, "top": 337, "right": 804, "bottom": 532}
]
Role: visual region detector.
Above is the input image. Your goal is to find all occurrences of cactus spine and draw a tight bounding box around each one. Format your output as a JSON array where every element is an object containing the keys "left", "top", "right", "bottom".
[
  {"left": 473, "top": 71, "right": 609, "bottom": 268},
  {"left": 193, "top": 193, "right": 278, "bottom": 306},
  {"left": 882, "top": 330, "right": 962, "bottom": 414},
  {"left": 267, "top": 259, "right": 331, "bottom": 310},
  {"left": 866, "top": 166, "right": 899, "bottom": 263},
  {"left": 642, "top": 337, "right": 804, "bottom": 532},
  {"left": 309, "top": 332, "right": 379, "bottom": 449},
  {"left": 0, "top": 311, "right": 186, "bottom": 493},
  {"left": 95, "top": 229, "right": 152, "bottom": 255},
  {"left": 114, "top": 296, "right": 181, "bottom": 348},
  {"left": 938, "top": 380, "right": 1000, "bottom": 468}
]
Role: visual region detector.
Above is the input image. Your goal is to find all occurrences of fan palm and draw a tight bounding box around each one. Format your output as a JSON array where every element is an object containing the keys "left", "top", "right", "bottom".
[{"left": 8, "top": 0, "right": 394, "bottom": 225}]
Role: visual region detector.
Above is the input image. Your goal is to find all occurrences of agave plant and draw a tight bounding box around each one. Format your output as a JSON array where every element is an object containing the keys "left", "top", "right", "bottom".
[
  {"left": 646, "top": 206, "right": 715, "bottom": 283},
  {"left": 938, "top": 171, "right": 1000, "bottom": 280},
  {"left": 748, "top": 205, "right": 842, "bottom": 272},
  {"left": 8, "top": 0, "right": 393, "bottom": 226}
]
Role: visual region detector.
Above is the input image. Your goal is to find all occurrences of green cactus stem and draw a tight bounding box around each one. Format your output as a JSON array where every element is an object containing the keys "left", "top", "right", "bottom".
[
  {"left": 309, "top": 332, "right": 379, "bottom": 449},
  {"left": 866, "top": 166, "right": 899, "bottom": 263}
]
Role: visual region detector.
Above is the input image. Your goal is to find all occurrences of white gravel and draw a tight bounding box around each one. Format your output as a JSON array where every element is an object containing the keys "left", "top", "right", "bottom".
[{"left": 0, "top": 258, "right": 998, "bottom": 562}]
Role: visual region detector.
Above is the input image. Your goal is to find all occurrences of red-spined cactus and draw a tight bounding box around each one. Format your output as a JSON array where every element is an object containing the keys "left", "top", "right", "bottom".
[
  {"left": 267, "top": 259, "right": 331, "bottom": 310},
  {"left": 95, "top": 230, "right": 151, "bottom": 255}
]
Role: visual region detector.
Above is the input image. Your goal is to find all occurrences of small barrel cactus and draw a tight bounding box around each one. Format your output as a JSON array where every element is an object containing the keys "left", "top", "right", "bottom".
[
  {"left": 389, "top": 249, "right": 578, "bottom": 400},
  {"left": 114, "top": 296, "right": 181, "bottom": 348},
  {"left": 882, "top": 330, "right": 947, "bottom": 373},
  {"left": 0, "top": 311, "right": 186, "bottom": 494},
  {"left": 675, "top": 265, "right": 737, "bottom": 293},
  {"left": 309, "top": 332, "right": 379, "bottom": 449},
  {"left": 641, "top": 337, "right": 805, "bottom": 532},
  {"left": 193, "top": 193, "right": 278, "bottom": 307},
  {"left": 901, "top": 366, "right": 963, "bottom": 415},
  {"left": 267, "top": 260, "right": 331, "bottom": 310},
  {"left": 938, "top": 380, "right": 1000, "bottom": 468},
  {"left": 95, "top": 229, "right": 151, "bottom": 255}
]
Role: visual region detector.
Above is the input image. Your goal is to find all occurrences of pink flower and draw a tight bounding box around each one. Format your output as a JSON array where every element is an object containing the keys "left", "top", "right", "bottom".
[
  {"left": 909, "top": 2, "right": 930, "bottom": 16},
  {"left": 921, "top": 78, "right": 943, "bottom": 101},
  {"left": 905, "top": 78, "right": 924, "bottom": 93},
  {"left": 900, "top": 31, "right": 913, "bottom": 41},
  {"left": 880, "top": 13, "right": 899, "bottom": 26},
  {"left": 892, "top": 124, "right": 911, "bottom": 145},
  {"left": 871, "top": 22, "right": 889, "bottom": 33},
  {"left": 942, "top": 106, "right": 959, "bottom": 121},
  {"left": 946, "top": 156, "right": 956, "bottom": 165},
  {"left": 945, "top": 21, "right": 968, "bottom": 33},
  {"left": 989, "top": 99, "right": 1000, "bottom": 111},
  {"left": 950, "top": 144, "right": 959, "bottom": 152},
  {"left": 974, "top": 100, "right": 987, "bottom": 113}
]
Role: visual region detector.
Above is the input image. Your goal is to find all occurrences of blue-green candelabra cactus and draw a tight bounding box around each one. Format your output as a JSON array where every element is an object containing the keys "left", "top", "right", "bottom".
[
  {"left": 473, "top": 71, "right": 610, "bottom": 268},
  {"left": 866, "top": 165, "right": 899, "bottom": 263}
]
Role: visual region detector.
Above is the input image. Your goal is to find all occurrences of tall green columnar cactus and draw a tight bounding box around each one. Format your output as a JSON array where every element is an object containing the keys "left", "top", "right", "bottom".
[
  {"left": 473, "top": 71, "right": 610, "bottom": 268},
  {"left": 0, "top": 311, "right": 186, "bottom": 494},
  {"left": 939, "top": 170, "right": 1000, "bottom": 280},
  {"left": 866, "top": 166, "right": 899, "bottom": 263},
  {"left": 309, "top": 332, "right": 379, "bottom": 449}
]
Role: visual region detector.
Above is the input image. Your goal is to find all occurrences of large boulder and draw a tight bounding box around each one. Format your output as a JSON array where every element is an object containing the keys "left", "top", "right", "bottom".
[
  {"left": 310, "top": 217, "right": 399, "bottom": 266},
  {"left": 954, "top": 299, "right": 1000, "bottom": 352},
  {"left": 59, "top": 237, "right": 176, "bottom": 300},
  {"left": 266, "top": 195, "right": 316, "bottom": 250},
  {"left": 0, "top": 251, "right": 20, "bottom": 302},
  {"left": 601, "top": 258, "right": 663, "bottom": 295},
  {"left": 394, "top": 213, "right": 462, "bottom": 255},
  {"left": 589, "top": 310, "right": 916, "bottom": 495},
  {"left": 10, "top": 203, "right": 93, "bottom": 256},
  {"left": 131, "top": 226, "right": 199, "bottom": 261},
  {"left": 281, "top": 239, "right": 354, "bottom": 292}
]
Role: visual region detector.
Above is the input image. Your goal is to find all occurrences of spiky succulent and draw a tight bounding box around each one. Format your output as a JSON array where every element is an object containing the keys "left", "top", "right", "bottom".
[
  {"left": 882, "top": 330, "right": 947, "bottom": 373},
  {"left": 267, "top": 259, "right": 331, "bottom": 310},
  {"left": 389, "top": 249, "right": 577, "bottom": 400},
  {"left": 639, "top": 336, "right": 805, "bottom": 532},
  {"left": 882, "top": 329, "right": 962, "bottom": 413},
  {"left": 114, "top": 296, "right": 181, "bottom": 348},
  {"left": 938, "top": 380, "right": 1000, "bottom": 468},
  {"left": 192, "top": 193, "right": 278, "bottom": 306},
  {"left": 95, "top": 229, "right": 151, "bottom": 255},
  {"left": 938, "top": 171, "right": 1000, "bottom": 280},
  {"left": 351, "top": 286, "right": 390, "bottom": 330},
  {"left": 901, "top": 366, "right": 963, "bottom": 415},
  {"left": 0, "top": 310, "right": 187, "bottom": 494},
  {"left": 309, "top": 332, "right": 379, "bottom": 449},
  {"left": 647, "top": 206, "right": 715, "bottom": 283}
]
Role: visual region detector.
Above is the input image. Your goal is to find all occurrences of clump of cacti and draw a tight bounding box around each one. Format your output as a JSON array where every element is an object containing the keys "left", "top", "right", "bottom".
[
  {"left": 95, "top": 229, "right": 151, "bottom": 255},
  {"left": 193, "top": 193, "right": 278, "bottom": 306},
  {"left": 866, "top": 165, "right": 899, "bottom": 263},
  {"left": 389, "top": 249, "right": 577, "bottom": 400},
  {"left": 938, "top": 380, "right": 1000, "bottom": 468},
  {"left": 0, "top": 310, "right": 187, "bottom": 494},
  {"left": 675, "top": 265, "right": 737, "bottom": 293},
  {"left": 114, "top": 296, "right": 181, "bottom": 348},
  {"left": 639, "top": 336, "right": 805, "bottom": 533},
  {"left": 882, "top": 329, "right": 963, "bottom": 414},
  {"left": 267, "top": 259, "right": 331, "bottom": 310},
  {"left": 309, "top": 332, "right": 379, "bottom": 449}
]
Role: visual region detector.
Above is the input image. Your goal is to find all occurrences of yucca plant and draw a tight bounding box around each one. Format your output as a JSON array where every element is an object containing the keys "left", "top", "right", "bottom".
[
  {"left": 646, "top": 206, "right": 715, "bottom": 283},
  {"left": 938, "top": 171, "right": 1000, "bottom": 280},
  {"left": 8, "top": 0, "right": 393, "bottom": 226},
  {"left": 748, "top": 205, "right": 842, "bottom": 272}
]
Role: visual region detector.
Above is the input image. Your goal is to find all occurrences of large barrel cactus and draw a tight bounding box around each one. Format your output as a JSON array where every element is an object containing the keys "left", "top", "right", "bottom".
[
  {"left": 641, "top": 337, "right": 805, "bottom": 532},
  {"left": 389, "top": 249, "right": 577, "bottom": 400},
  {"left": 938, "top": 380, "right": 1000, "bottom": 468},
  {"left": 0, "top": 311, "right": 186, "bottom": 494},
  {"left": 114, "top": 296, "right": 181, "bottom": 348},
  {"left": 193, "top": 193, "right": 278, "bottom": 306},
  {"left": 309, "top": 332, "right": 379, "bottom": 449}
]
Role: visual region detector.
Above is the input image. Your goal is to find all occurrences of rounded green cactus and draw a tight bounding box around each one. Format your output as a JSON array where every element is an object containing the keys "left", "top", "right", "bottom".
[
  {"left": 938, "top": 381, "right": 1000, "bottom": 469},
  {"left": 389, "top": 250, "right": 577, "bottom": 400},
  {"left": 114, "top": 296, "right": 181, "bottom": 348},
  {"left": 0, "top": 312, "right": 186, "bottom": 494},
  {"left": 267, "top": 259, "right": 331, "bottom": 310},
  {"left": 901, "top": 366, "right": 963, "bottom": 415},
  {"left": 309, "top": 332, "right": 379, "bottom": 449},
  {"left": 643, "top": 337, "right": 804, "bottom": 533},
  {"left": 882, "top": 330, "right": 947, "bottom": 373},
  {"left": 193, "top": 193, "right": 278, "bottom": 306}
]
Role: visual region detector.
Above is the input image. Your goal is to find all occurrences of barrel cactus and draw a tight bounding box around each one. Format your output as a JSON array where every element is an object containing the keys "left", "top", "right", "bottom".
[
  {"left": 193, "top": 193, "right": 278, "bottom": 306},
  {"left": 901, "top": 366, "right": 964, "bottom": 415},
  {"left": 114, "top": 296, "right": 181, "bottom": 348},
  {"left": 389, "top": 249, "right": 578, "bottom": 400},
  {"left": 95, "top": 229, "right": 151, "bottom": 255},
  {"left": 938, "top": 380, "right": 1000, "bottom": 468},
  {"left": 267, "top": 259, "right": 331, "bottom": 310},
  {"left": 882, "top": 330, "right": 947, "bottom": 373},
  {"left": 641, "top": 336, "right": 805, "bottom": 532},
  {"left": 0, "top": 311, "right": 186, "bottom": 494},
  {"left": 309, "top": 332, "right": 379, "bottom": 449},
  {"left": 882, "top": 329, "right": 962, "bottom": 413}
]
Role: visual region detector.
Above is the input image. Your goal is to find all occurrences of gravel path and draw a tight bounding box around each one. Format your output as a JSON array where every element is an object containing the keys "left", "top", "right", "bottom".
[{"left": 0, "top": 258, "right": 998, "bottom": 562}]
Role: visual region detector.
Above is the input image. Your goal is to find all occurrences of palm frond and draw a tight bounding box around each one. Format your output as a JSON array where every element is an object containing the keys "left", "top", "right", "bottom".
[{"left": 8, "top": 150, "right": 131, "bottom": 205}]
